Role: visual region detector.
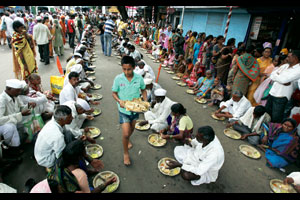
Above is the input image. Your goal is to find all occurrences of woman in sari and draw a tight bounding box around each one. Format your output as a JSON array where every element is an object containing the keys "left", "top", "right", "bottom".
[
  {"left": 254, "top": 55, "right": 283, "bottom": 106},
  {"left": 53, "top": 19, "right": 64, "bottom": 56},
  {"left": 185, "top": 32, "right": 197, "bottom": 60},
  {"left": 232, "top": 45, "right": 260, "bottom": 96},
  {"left": 160, "top": 103, "right": 193, "bottom": 144},
  {"left": 47, "top": 140, "right": 116, "bottom": 193},
  {"left": 184, "top": 61, "right": 202, "bottom": 87},
  {"left": 43, "top": 17, "right": 54, "bottom": 58},
  {"left": 247, "top": 43, "right": 273, "bottom": 106},
  {"left": 197, "top": 35, "right": 213, "bottom": 74},
  {"left": 183, "top": 30, "right": 191, "bottom": 53},
  {"left": 11, "top": 21, "right": 37, "bottom": 81},
  {"left": 164, "top": 49, "right": 175, "bottom": 68},
  {"left": 216, "top": 38, "right": 235, "bottom": 85},
  {"left": 192, "top": 37, "right": 202, "bottom": 65},
  {"left": 258, "top": 118, "right": 299, "bottom": 169},
  {"left": 59, "top": 15, "right": 66, "bottom": 45},
  {"left": 211, "top": 35, "right": 225, "bottom": 77}
]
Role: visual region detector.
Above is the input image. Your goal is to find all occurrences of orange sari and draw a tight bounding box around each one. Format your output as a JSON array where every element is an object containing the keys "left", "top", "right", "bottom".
[
  {"left": 59, "top": 19, "right": 66, "bottom": 45},
  {"left": 247, "top": 57, "right": 272, "bottom": 106}
]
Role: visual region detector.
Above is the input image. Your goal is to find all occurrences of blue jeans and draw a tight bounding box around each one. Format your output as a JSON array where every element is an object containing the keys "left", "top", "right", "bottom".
[
  {"left": 104, "top": 33, "right": 112, "bottom": 56},
  {"left": 119, "top": 111, "right": 139, "bottom": 124},
  {"left": 100, "top": 34, "right": 105, "bottom": 53}
]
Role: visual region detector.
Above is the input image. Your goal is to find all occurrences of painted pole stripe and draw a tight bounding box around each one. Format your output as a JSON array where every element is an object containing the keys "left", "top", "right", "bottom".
[{"left": 224, "top": 6, "right": 233, "bottom": 41}]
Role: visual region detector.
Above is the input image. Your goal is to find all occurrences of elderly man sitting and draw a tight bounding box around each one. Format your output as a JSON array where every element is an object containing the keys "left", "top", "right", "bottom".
[
  {"left": 136, "top": 60, "right": 155, "bottom": 81},
  {"left": 229, "top": 105, "right": 271, "bottom": 145},
  {"left": 63, "top": 99, "right": 95, "bottom": 143},
  {"left": 143, "top": 78, "right": 161, "bottom": 102},
  {"left": 34, "top": 105, "right": 104, "bottom": 173},
  {"left": 214, "top": 90, "right": 251, "bottom": 122},
  {"left": 139, "top": 88, "right": 176, "bottom": 133},
  {"left": 0, "top": 79, "right": 34, "bottom": 156},
  {"left": 166, "top": 126, "right": 224, "bottom": 186}
]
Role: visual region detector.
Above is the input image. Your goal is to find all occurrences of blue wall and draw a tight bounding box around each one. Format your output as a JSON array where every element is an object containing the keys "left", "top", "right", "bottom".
[{"left": 181, "top": 8, "right": 251, "bottom": 46}]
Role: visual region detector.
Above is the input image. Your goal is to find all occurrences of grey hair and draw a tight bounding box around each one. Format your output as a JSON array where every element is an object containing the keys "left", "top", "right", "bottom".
[
  {"left": 232, "top": 90, "right": 243, "bottom": 98},
  {"left": 54, "top": 105, "right": 72, "bottom": 122},
  {"left": 206, "top": 70, "right": 212, "bottom": 74}
]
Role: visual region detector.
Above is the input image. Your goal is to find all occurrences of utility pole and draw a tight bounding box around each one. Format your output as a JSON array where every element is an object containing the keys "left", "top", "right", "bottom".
[{"left": 180, "top": 6, "right": 185, "bottom": 26}]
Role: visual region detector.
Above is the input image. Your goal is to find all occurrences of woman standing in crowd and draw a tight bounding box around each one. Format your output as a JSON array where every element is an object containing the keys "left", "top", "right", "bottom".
[
  {"left": 211, "top": 35, "right": 225, "bottom": 76},
  {"left": 231, "top": 45, "right": 259, "bottom": 96},
  {"left": 247, "top": 42, "right": 273, "bottom": 106},
  {"left": 198, "top": 35, "right": 214, "bottom": 74},
  {"left": 52, "top": 19, "right": 64, "bottom": 57},
  {"left": 11, "top": 21, "right": 37, "bottom": 80},
  {"left": 185, "top": 31, "right": 197, "bottom": 60},
  {"left": 59, "top": 15, "right": 66, "bottom": 45}
]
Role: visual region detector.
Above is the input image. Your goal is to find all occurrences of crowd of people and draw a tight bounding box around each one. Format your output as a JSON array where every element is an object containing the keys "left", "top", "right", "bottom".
[
  {"left": 109, "top": 16, "right": 300, "bottom": 190},
  {"left": 0, "top": 8, "right": 300, "bottom": 193}
]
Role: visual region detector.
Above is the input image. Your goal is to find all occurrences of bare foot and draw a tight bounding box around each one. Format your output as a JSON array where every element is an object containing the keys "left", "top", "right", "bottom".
[
  {"left": 128, "top": 141, "right": 133, "bottom": 149},
  {"left": 208, "top": 102, "right": 214, "bottom": 107},
  {"left": 123, "top": 154, "right": 131, "bottom": 166}
]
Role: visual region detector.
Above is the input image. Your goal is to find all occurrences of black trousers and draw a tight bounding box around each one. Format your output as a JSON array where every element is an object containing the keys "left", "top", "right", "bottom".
[
  {"left": 68, "top": 32, "right": 75, "bottom": 48},
  {"left": 265, "top": 95, "right": 288, "bottom": 123},
  {"left": 38, "top": 43, "right": 49, "bottom": 63}
]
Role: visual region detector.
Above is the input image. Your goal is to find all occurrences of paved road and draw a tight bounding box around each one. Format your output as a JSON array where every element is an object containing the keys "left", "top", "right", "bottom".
[{"left": 0, "top": 35, "right": 297, "bottom": 193}]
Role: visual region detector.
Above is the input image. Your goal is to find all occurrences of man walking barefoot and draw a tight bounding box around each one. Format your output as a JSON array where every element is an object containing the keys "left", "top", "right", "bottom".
[{"left": 112, "top": 56, "right": 147, "bottom": 165}]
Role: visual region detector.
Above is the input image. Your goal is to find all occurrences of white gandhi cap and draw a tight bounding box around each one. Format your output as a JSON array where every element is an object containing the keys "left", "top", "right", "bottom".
[
  {"left": 6, "top": 79, "right": 23, "bottom": 89},
  {"left": 154, "top": 88, "right": 167, "bottom": 96}
]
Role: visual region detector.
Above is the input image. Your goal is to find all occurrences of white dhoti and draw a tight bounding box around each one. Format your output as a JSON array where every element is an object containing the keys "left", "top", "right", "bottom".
[
  {"left": 144, "top": 111, "right": 168, "bottom": 132},
  {"left": 0, "top": 123, "right": 20, "bottom": 147},
  {"left": 79, "top": 82, "right": 91, "bottom": 90}
]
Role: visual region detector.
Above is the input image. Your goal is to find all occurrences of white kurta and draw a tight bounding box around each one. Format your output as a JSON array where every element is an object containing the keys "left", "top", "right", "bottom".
[
  {"left": 146, "top": 82, "right": 162, "bottom": 102},
  {"left": 0, "top": 92, "right": 28, "bottom": 147},
  {"left": 34, "top": 118, "right": 66, "bottom": 168},
  {"left": 144, "top": 97, "right": 176, "bottom": 132},
  {"left": 219, "top": 96, "right": 251, "bottom": 121},
  {"left": 63, "top": 100, "right": 86, "bottom": 138},
  {"left": 287, "top": 172, "right": 300, "bottom": 186},
  {"left": 28, "top": 87, "right": 55, "bottom": 113},
  {"left": 174, "top": 136, "right": 225, "bottom": 186},
  {"left": 59, "top": 83, "right": 80, "bottom": 105}
]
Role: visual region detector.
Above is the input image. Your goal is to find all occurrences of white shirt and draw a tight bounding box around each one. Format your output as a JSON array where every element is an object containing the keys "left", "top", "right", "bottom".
[
  {"left": 287, "top": 172, "right": 300, "bottom": 186},
  {"left": 33, "top": 23, "right": 52, "bottom": 45},
  {"left": 1, "top": 16, "right": 14, "bottom": 37},
  {"left": 146, "top": 82, "right": 161, "bottom": 102},
  {"left": 13, "top": 17, "right": 25, "bottom": 25},
  {"left": 221, "top": 96, "right": 251, "bottom": 120},
  {"left": 59, "top": 82, "right": 80, "bottom": 105},
  {"left": 34, "top": 118, "right": 66, "bottom": 168},
  {"left": 129, "top": 50, "right": 141, "bottom": 60},
  {"left": 63, "top": 100, "right": 87, "bottom": 138},
  {"left": 175, "top": 136, "right": 225, "bottom": 186},
  {"left": 144, "top": 64, "right": 156, "bottom": 81},
  {"left": 19, "top": 92, "right": 47, "bottom": 115},
  {"left": 0, "top": 92, "right": 26, "bottom": 126},
  {"left": 148, "top": 97, "right": 176, "bottom": 124},
  {"left": 270, "top": 63, "right": 300, "bottom": 100}
]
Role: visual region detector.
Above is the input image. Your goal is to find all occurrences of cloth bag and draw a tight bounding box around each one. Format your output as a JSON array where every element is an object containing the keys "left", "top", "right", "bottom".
[
  {"left": 50, "top": 75, "right": 64, "bottom": 95},
  {"left": 23, "top": 110, "right": 45, "bottom": 142}
]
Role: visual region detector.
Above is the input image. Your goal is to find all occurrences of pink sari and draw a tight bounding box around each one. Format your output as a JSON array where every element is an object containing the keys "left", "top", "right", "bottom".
[{"left": 254, "top": 64, "right": 277, "bottom": 105}]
